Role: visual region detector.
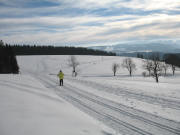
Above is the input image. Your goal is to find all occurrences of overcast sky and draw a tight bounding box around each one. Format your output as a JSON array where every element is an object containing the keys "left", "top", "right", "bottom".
[{"left": 0, "top": 0, "right": 180, "bottom": 46}]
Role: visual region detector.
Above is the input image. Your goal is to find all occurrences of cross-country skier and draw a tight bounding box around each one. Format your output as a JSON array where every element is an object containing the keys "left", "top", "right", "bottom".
[{"left": 58, "top": 70, "right": 64, "bottom": 86}]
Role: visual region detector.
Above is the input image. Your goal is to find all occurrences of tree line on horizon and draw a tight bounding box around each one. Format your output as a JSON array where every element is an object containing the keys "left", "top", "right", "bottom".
[
  {"left": 137, "top": 52, "right": 180, "bottom": 68},
  {"left": 11, "top": 44, "right": 116, "bottom": 56}
]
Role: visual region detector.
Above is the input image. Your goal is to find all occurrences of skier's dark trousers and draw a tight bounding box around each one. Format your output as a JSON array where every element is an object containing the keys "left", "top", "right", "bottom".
[{"left": 60, "top": 79, "right": 63, "bottom": 86}]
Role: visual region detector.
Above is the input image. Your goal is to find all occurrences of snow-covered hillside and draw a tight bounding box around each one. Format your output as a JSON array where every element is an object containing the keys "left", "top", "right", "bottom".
[{"left": 1, "top": 55, "right": 180, "bottom": 135}]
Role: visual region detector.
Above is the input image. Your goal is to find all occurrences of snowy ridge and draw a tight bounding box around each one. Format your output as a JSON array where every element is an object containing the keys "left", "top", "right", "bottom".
[{"left": 1, "top": 55, "right": 180, "bottom": 135}]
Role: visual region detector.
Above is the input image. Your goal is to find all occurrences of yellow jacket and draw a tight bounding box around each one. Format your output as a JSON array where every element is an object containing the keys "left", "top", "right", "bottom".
[{"left": 58, "top": 72, "right": 64, "bottom": 79}]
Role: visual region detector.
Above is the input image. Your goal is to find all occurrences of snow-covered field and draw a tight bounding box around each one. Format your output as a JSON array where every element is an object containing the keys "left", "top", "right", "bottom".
[{"left": 0, "top": 55, "right": 180, "bottom": 135}]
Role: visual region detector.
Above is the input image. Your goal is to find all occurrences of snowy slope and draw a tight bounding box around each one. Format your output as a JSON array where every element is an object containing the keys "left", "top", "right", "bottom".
[
  {"left": 0, "top": 75, "right": 115, "bottom": 135},
  {"left": 1, "top": 55, "right": 180, "bottom": 135}
]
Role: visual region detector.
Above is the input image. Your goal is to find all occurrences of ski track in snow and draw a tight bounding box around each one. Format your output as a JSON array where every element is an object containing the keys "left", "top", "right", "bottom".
[
  {"left": 22, "top": 56, "right": 180, "bottom": 135},
  {"left": 34, "top": 74, "right": 180, "bottom": 135},
  {"left": 65, "top": 77, "right": 180, "bottom": 110}
]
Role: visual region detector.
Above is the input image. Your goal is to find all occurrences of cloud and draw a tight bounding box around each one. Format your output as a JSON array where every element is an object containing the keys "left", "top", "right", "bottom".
[{"left": 0, "top": 0, "right": 180, "bottom": 46}]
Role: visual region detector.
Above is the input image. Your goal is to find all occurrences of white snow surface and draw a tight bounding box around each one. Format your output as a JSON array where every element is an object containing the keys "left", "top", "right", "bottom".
[
  {"left": 0, "top": 74, "right": 115, "bottom": 135},
  {"left": 0, "top": 55, "right": 180, "bottom": 135}
]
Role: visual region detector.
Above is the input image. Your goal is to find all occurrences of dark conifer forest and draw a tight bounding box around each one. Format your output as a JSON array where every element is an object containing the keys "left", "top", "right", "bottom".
[
  {"left": 11, "top": 44, "right": 116, "bottom": 56},
  {"left": 0, "top": 40, "right": 115, "bottom": 73},
  {"left": 0, "top": 40, "right": 19, "bottom": 74},
  {"left": 164, "top": 53, "right": 180, "bottom": 68}
]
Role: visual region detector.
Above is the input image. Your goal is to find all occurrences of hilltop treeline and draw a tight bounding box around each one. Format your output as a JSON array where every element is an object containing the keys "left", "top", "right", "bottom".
[
  {"left": 0, "top": 41, "right": 19, "bottom": 73},
  {"left": 164, "top": 53, "right": 180, "bottom": 67},
  {"left": 11, "top": 45, "right": 116, "bottom": 56},
  {"left": 137, "top": 52, "right": 180, "bottom": 68}
]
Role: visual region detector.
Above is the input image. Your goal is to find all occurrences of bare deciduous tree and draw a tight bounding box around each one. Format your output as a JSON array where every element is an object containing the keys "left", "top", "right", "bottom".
[
  {"left": 121, "top": 58, "right": 136, "bottom": 76},
  {"left": 149, "top": 53, "right": 163, "bottom": 83},
  {"left": 68, "top": 55, "right": 79, "bottom": 77},
  {"left": 171, "top": 65, "right": 176, "bottom": 76},
  {"left": 112, "top": 63, "right": 119, "bottom": 76},
  {"left": 142, "top": 59, "right": 152, "bottom": 76}
]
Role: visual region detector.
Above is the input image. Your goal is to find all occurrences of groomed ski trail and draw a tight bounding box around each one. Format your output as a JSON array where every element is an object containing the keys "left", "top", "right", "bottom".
[
  {"left": 66, "top": 77, "right": 180, "bottom": 110},
  {"left": 35, "top": 74, "right": 180, "bottom": 135},
  {"left": 27, "top": 56, "right": 180, "bottom": 135}
]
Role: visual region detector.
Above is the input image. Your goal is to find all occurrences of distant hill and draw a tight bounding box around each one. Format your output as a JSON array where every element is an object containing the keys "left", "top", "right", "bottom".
[{"left": 88, "top": 42, "right": 180, "bottom": 57}]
